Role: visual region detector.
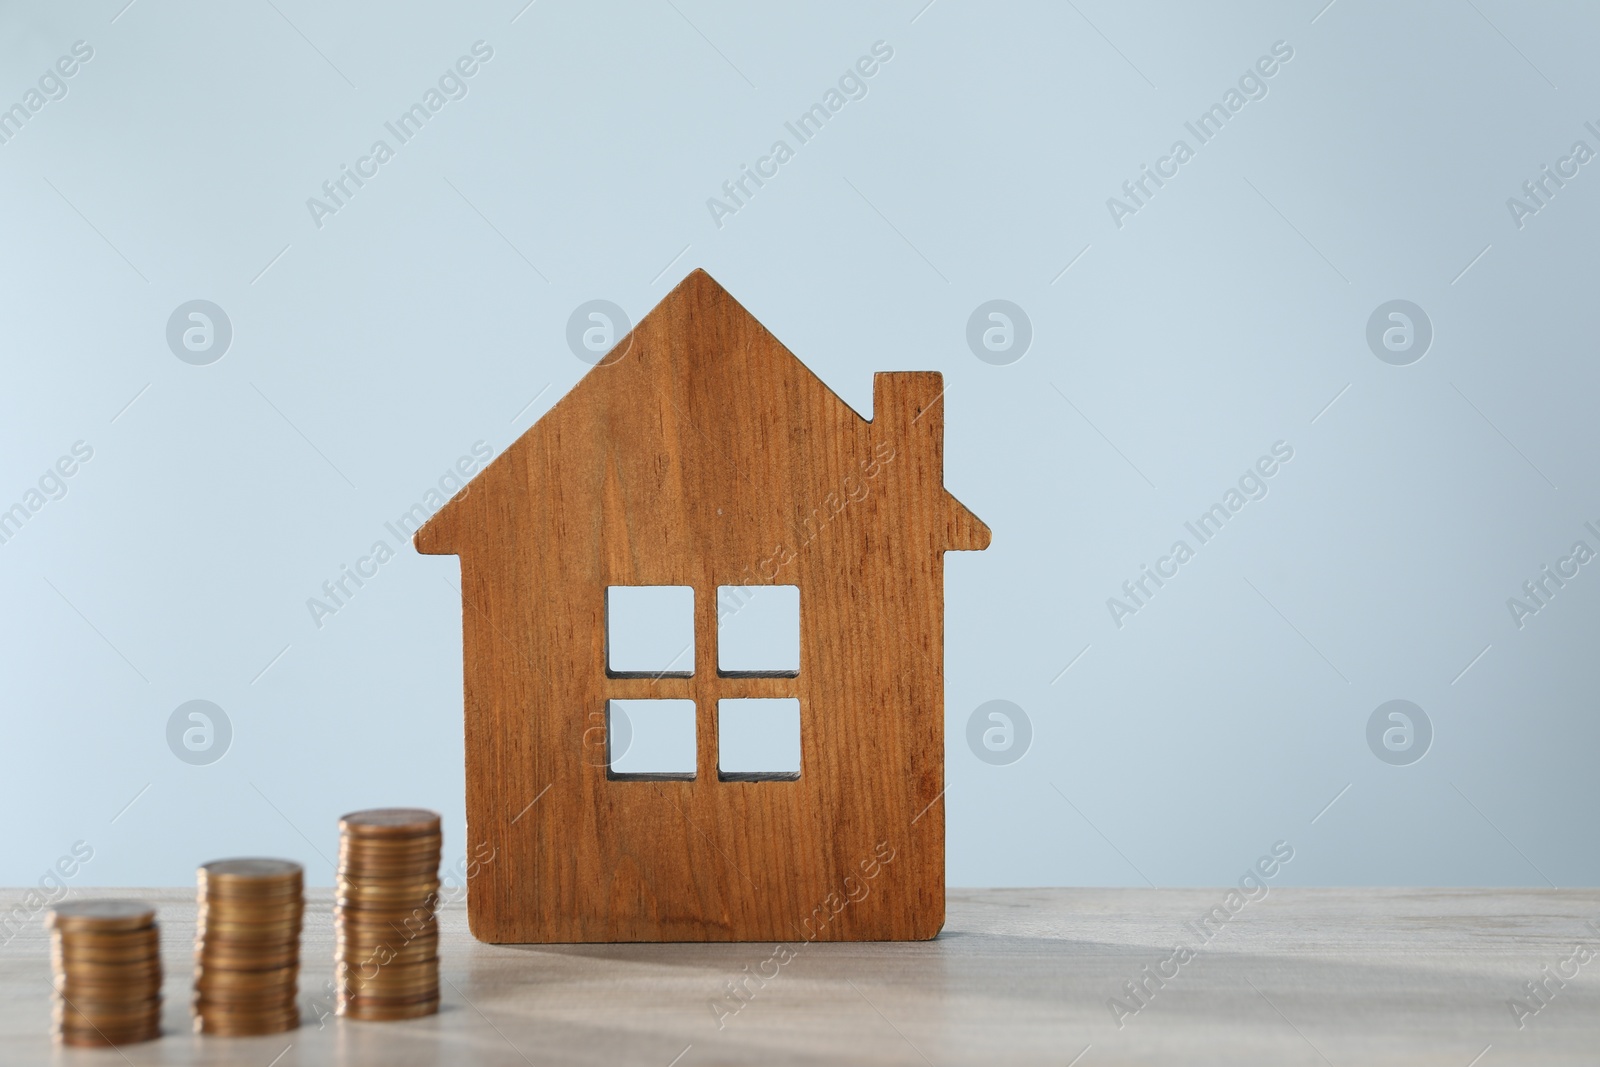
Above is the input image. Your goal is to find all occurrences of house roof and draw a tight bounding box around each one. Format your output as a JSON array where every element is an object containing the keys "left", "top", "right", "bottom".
[{"left": 416, "top": 268, "right": 989, "bottom": 554}]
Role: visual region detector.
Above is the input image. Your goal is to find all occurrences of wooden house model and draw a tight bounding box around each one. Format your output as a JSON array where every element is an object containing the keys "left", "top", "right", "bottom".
[{"left": 416, "top": 269, "right": 989, "bottom": 942}]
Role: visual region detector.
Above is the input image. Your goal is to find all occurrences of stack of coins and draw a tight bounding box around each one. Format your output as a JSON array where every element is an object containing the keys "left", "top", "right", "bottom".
[
  {"left": 336, "top": 808, "right": 442, "bottom": 1020},
  {"left": 193, "top": 859, "right": 303, "bottom": 1035},
  {"left": 48, "top": 900, "right": 162, "bottom": 1047}
]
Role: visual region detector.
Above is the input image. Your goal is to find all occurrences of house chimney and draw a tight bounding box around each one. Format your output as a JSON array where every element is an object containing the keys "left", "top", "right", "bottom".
[{"left": 873, "top": 371, "right": 945, "bottom": 470}]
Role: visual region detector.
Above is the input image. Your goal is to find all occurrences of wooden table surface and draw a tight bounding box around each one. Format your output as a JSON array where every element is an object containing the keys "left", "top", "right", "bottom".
[{"left": 1, "top": 887, "right": 1595, "bottom": 1065}]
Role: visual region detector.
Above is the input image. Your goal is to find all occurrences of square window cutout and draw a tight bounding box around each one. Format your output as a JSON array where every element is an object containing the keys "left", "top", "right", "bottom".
[
  {"left": 607, "top": 586, "right": 694, "bottom": 675},
  {"left": 718, "top": 698, "right": 800, "bottom": 780},
  {"left": 717, "top": 585, "right": 799, "bottom": 675},
  {"left": 607, "top": 699, "right": 696, "bottom": 778}
]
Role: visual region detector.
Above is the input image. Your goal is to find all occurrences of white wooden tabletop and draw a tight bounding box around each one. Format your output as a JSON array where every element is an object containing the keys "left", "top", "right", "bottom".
[{"left": 1, "top": 887, "right": 1595, "bottom": 1065}]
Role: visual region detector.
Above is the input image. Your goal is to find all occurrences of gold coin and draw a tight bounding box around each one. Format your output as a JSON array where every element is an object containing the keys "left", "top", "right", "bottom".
[
  {"left": 199, "top": 887, "right": 303, "bottom": 903},
  {"left": 198, "top": 890, "right": 302, "bottom": 910},
  {"left": 333, "top": 950, "right": 438, "bottom": 980},
  {"left": 199, "top": 883, "right": 302, "bottom": 895},
  {"left": 54, "top": 1004, "right": 162, "bottom": 1025},
  {"left": 194, "top": 964, "right": 298, "bottom": 989},
  {"left": 341, "top": 829, "right": 442, "bottom": 848},
  {"left": 53, "top": 985, "right": 162, "bottom": 1004},
  {"left": 337, "top": 905, "right": 437, "bottom": 924},
  {"left": 51, "top": 950, "right": 159, "bottom": 968},
  {"left": 194, "top": 1000, "right": 298, "bottom": 1020},
  {"left": 195, "top": 915, "right": 300, "bottom": 927},
  {"left": 335, "top": 898, "right": 438, "bottom": 915},
  {"left": 52, "top": 952, "right": 160, "bottom": 969},
  {"left": 52, "top": 945, "right": 159, "bottom": 967},
  {"left": 198, "top": 902, "right": 304, "bottom": 921},
  {"left": 54, "top": 1017, "right": 161, "bottom": 1036},
  {"left": 54, "top": 1000, "right": 162, "bottom": 1027},
  {"left": 337, "top": 886, "right": 440, "bottom": 908},
  {"left": 192, "top": 987, "right": 298, "bottom": 1008},
  {"left": 340, "top": 840, "right": 441, "bottom": 860},
  {"left": 194, "top": 951, "right": 300, "bottom": 972},
  {"left": 341, "top": 965, "right": 438, "bottom": 995},
  {"left": 335, "top": 920, "right": 436, "bottom": 943},
  {"left": 337, "top": 872, "right": 440, "bottom": 889},
  {"left": 193, "top": 970, "right": 296, "bottom": 989},
  {"left": 200, "top": 876, "right": 302, "bottom": 902},
  {"left": 335, "top": 894, "right": 436, "bottom": 909},
  {"left": 338, "top": 862, "right": 440, "bottom": 880},
  {"left": 55, "top": 991, "right": 164, "bottom": 1007},
  {"left": 340, "top": 977, "right": 439, "bottom": 998},
  {"left": 335, "top": 925, "right": 437, "bottom": 949},
  {"left": 336, "top": 922, "right": 438, "bottom": 944},
  {"left": 338, "top": 869, "right": 438, "bottom": 886},
  {"left": 47, "top": 900, "right": 156, "bottom": 934},
  {"left": 194, "top": 1022, "right": 298, "bottom": 1037},
  {"left": 336, "top": 937, "right": 437, "bottom": 959},
  {"left": 336, "top": 915, "right": 439, "bottom": 937},
  {"left": 194, "top": 937, "right": 299, "bottom": 953},
  {"left": 194, "top": 958, "right": 298, "bottom": 977},
  {"left": 336, "top": 937, "right": 437, "bottom": 963},
  {"left": 338, "top": 965, "right": 438, "bottom": 987},
  {"left": 194, "top": 986, "right": 298, "bottom": 1009},
  {"left": 335, "top": 916, "right": 437, "bottom": 938},
  {"left": 54, "top": 979, "right": 164, "bottom": 1001},
  {"left": 58, "top": 1023, "right": 161, "bottom": 1047},
  {"left": 337, "top": 921, "right": 438, "bottom": 940},
  {"left": 338, "top": 856, "right": 439, "bottom": 873},
  {"left": 192, "top": 992, "right": 298, "bottom": 1012},
  {"left": 196, "top": 908, "right": 302, "bottom": 927},
  {"left": 196, "top": 917, "right": 303, "bottom": 939},
  {"left": 199, "top": 869, "right": 303, "bottom": 888},
  {"left": 53, "top": 924, "right": 159, "bottom": 948},
  {"left": 55, "top": 1023, "right": 162, "bottom": 1041},
  {"left": 341, "top": 851, "right": 436, "bottom": 869},
  {"left": 195, "top": 924, "right": 300, "bottom": 943},
  {"left": 193, "top": 996, "right": 300, "bottom": 1017},
  {"left": 336, "top": 927, "right": 438, "bottom": 953},
  {"left": 194, "top": 1009, "right": 299, "bottom": 1035},
  {"left": 336, "top": 890, "right": 436, "bottom": 907},
  {"left": 336, "top": 876, "right": 438, "bottom": 895},
  {"left": 58, "top": 1019, "right": 161, "bottom": 1034},
  {"left": 337, "top": 987, "right": 440, "bottom": 1006},
  {"left": 340, "top": 837, "right": 441, "bottom": 856},
  {"left": 340, "top": 847, "right": 441, "bottom": 863},
  {"left": 58, "top": 1023, "right": 160, "bottom": 1043},
  {"left": 53, "top": 951, "right": 161, "bottom": 972},
  {"left": 194, "top": 940, "right": 300, "bottom": 957},
  {"left": 339, "top": 808, "right": 441, "bottom": 838},
  {"left": 196, "top": 921, "right": 302, "bottom": 939},
  {"left": 337, "top": 952, "right": 436, "bottom": 973},
  {"left": 336, "top": 870, "right": 438, "bottom": 883},
  {"left": 199, "top": 857, "right": 304, "bottom": 885},
  {"left": 52, "top": 958, "right": 160, "bottom": 979},
  {"left": 54, "top": 988, "right": 162, "bottom": 1006},
  {"left": 336, "top": 995, "right": 440, "bottom": 1021},
  {"left": 336, "top": 933, "right": 436, "bottom": 957},
  {"left": 193, "top": 940, "right": 300, "bottom": 953}
]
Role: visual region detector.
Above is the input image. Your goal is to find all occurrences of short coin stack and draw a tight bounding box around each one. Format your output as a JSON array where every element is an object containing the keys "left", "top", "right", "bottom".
[
  {"left": 336, "top": 808, "right": 442, "bottom": 1020},
  {"left": 193, "top": 858, "right": 303, "bottom": 1035},
  {"left": 48, "top": 900, "right": 162, "bottom": 1047}
]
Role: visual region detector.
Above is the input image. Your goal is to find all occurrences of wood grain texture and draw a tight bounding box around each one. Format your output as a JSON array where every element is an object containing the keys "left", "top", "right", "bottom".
[
  {"left": 415, "top": 269, "right": 990, "bottom": 943},
  {"left": 3, "top": 887, "right": 1597, "bottom": 1065}
]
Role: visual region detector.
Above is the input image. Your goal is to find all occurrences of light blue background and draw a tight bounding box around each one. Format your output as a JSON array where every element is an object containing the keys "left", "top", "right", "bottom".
[{"left": 1, "top": 0, "right": 1595, "bottom": 888}]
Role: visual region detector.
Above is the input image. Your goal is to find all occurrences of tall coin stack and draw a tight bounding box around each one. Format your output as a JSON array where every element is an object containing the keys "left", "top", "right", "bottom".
[
  {"left": 336, "top": 808, "right": 442, "bottom": 1020},
  {"left": 48, "top": 900, "right": 162, "bottom": 1047},
  {"left": 193, "top": 858, "right": 303, "bottom": 1035}
]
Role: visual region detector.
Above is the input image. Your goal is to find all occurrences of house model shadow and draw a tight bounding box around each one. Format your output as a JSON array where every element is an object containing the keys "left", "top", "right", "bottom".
[{"left": 416, "top": 269, "right": 989, "bottom": 942}]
